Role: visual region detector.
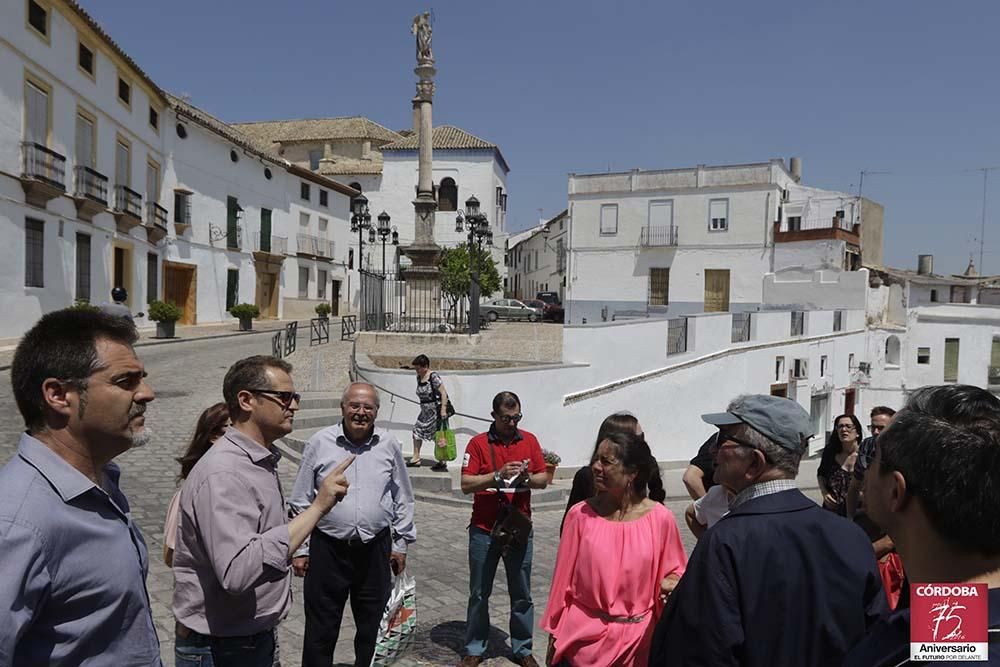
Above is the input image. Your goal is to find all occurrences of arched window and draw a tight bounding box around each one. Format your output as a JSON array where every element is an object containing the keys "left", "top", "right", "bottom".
[
  {"left": 438, "top": 177, "right": 457, "bottom": 212},
  {"left": 885, "top": 335, "right": 901, "bottom": 367}
]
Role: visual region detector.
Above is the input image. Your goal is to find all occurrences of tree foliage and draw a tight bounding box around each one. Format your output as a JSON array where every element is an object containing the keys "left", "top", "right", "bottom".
[{"left": 439, "top": 245, "right": 502, "bottom": 308}]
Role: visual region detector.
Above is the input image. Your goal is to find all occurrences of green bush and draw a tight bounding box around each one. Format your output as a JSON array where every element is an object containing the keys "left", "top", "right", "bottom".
[
  {"left": 229, "top": 303, "right": 260, "bottom": 320},
  {"left": 68, "top": 299, "right": 98, "bottom": 312},
  {"left": 315, "top": 303, "right": 332, "bottom": 317},
  {"left": 148, "top": 300, "right": 182, "bottom": 322},
  {"left": 542, "top": 449, "right": 562, "bottom": 465}
]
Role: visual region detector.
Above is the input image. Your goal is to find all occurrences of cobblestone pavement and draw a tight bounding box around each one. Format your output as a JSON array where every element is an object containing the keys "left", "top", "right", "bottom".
[{"left": 0, "top": 332, "right": 701, "bottom": 666}]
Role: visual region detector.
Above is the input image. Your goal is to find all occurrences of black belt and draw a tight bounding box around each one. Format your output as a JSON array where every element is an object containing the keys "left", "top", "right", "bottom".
[{"left": 319, "top": 526, "right": 390, "bottom": 547}]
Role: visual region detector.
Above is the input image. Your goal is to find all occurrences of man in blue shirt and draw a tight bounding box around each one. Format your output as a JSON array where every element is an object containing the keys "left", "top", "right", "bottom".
[
  {"left": 844, "top": 385, "right": 1000, "bottom": 666},
  {"left": 0, "top": 309, "right": 161, "bottom": 666}
]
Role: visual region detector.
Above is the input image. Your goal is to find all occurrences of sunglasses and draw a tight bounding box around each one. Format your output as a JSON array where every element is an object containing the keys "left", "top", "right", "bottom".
[
  {"left": 713, "top": 432, "right": 772, "bottom": 464},
  {"left": 249, "top": 389, "right": 301, "bottom": 409},
  {"left": 497, "top": 413, "right": 523, "bottom": 424}
]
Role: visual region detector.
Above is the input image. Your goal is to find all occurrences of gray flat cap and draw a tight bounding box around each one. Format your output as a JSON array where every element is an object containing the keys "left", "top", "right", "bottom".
[{"left": 702, "top": 395, "right": 814, "bottom": 453}]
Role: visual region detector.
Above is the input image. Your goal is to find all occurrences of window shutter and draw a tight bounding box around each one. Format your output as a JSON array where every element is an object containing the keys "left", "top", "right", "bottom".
[
  {"left": 600, "top": 204, "right": 618, "bottom": 235},
  {"left": 944, "top": 338, "right": 960, "bottom": 382},
  {"left": 226, "top": 269, "right": 239, "bottom": 310},
  {"left": 649, "top": 201, "right": 672, "bottom": 228},
  {"left": 76, "top": 115, "right": 94, "bottom": 167},
  {"left": 26, "top": 82, "right": 48, "bottom": 143},
  {"left": 992, "top": 339, "right": 1000, "bottom": 368}
]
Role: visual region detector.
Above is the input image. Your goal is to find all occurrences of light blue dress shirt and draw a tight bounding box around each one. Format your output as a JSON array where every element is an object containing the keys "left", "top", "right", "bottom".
[{"left": 0, "top": 433, "right": 161, "bottom": 666}]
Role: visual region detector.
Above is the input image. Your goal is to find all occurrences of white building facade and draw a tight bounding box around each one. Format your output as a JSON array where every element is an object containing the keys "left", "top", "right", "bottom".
[{"left": 506, "top": 210, "right": 567, "bottom": 302}]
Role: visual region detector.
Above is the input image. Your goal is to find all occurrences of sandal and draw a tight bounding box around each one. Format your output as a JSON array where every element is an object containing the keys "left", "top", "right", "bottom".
[{"left": 406, "top": 459, "right": 423, "bottom": 467}]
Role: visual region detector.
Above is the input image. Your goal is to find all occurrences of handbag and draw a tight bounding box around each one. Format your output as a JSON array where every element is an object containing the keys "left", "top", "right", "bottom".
[
  {"left": 487, "top": 442, "right": 532, "bottom": 550},
  {"left": 430, "top": 372, "right": 457, "bottom": 418},
  {"left": 434, "top": 418, "right": 457, "bottom": 462}
]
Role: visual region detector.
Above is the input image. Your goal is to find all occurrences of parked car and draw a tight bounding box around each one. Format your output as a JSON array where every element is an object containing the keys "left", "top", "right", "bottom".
[
  {"left": 480, "top": 298, "right": 542, "bottom": 322},
  {"left": 526, "top": 299, "right": 565, "bottom": 323},
  {"left": 536, "top": 291, "right": 562, "bottom": 307}
]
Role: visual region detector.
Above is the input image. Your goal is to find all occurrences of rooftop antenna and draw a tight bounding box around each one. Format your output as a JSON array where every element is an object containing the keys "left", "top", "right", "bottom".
[{"left": 967, "top": 166, "right": 1000, "bottom": 275}]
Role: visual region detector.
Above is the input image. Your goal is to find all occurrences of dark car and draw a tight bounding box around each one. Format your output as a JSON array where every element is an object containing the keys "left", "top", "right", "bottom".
[
  {"left": 527, "top": 298, "right": 564, "bottom": 323},
  {"left": 536, "top": 291, "right": 562, "bottom": 306}
]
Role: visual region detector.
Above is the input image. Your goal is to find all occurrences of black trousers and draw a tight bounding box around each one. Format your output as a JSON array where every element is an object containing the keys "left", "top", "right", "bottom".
[{"left": 302, "top": 527, "right": 392, "bottom": 667}]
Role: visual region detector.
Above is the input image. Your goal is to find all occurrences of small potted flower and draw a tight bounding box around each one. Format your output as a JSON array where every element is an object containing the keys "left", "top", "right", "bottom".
[
  {"left": 148, "top": 300, "right": 182, "bottom": 338},
  {"left": 315, "top": 302, "right": 332, "bottom": 319},
  {"left": 229, "top": 303, "right": 260, "bottom": 331},
  {"left": 542, "top": 449, "right": 561, "bottom": 484}
]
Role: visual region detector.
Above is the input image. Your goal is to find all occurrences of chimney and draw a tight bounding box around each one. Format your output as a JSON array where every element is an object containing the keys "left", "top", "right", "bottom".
[
  {"left": 789, "top": 157, "right": 802, "bottom": 183},
  {"left": 917, "top": 254, "right": 934, "bottom": 275}
]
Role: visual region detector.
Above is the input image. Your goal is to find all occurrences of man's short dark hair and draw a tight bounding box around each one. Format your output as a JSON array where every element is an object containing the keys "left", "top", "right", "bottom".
[
  {"left": 223, "top": 356, "right": 293, "bottom": 418},
  {"left": 492, "top": 391, "right": 520, "bottom": 413},
  {"left": 877, "top": 384, "right": 1000, "bottom": 556},
  {"left": 870, "top": 405, "right": 896, "bottom": 418},
  {"left": 11, "top": 309, "right": 139, "bottom": 430}
]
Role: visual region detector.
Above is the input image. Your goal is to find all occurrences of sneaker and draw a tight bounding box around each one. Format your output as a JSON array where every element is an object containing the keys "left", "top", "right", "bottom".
[{"left": 459, "top": 656, "right": 484, "bottom": 667}]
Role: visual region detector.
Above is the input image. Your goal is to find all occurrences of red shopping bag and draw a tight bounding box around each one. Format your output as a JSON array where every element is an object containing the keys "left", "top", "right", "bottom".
[{"left": 878, "top": 552, "right": 905, "bottom": 610}]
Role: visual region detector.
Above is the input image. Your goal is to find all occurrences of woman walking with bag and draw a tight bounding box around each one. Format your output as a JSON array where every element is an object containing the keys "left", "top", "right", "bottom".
[{"left": 408, "top": 354, "right": 451, "bottom": 471}]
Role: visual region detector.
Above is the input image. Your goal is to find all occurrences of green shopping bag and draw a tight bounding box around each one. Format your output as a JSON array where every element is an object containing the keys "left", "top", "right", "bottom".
[{"left": 434, "top": 418, "right": 457, "bottom": 462}]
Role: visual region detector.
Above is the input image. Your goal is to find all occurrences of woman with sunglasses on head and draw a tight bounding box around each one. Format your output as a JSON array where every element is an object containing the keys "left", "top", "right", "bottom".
[
  {"left": 164, "top": 402, "right": 231, "bottom": 568},
  {"left": 560, "top": 412, "right": 642, "bottom": 534},
  {"left": 817, "top": 413, "right": 863, "bottom": 515},
  {"left": 542, "top": 429, "right": 687, "bottom": 666}
]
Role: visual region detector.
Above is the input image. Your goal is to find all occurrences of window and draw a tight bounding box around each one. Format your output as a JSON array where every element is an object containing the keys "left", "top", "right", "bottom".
[
  {"left": 318, "top": 269, "right": 327, "bottom": 299},
  {"left": 27, "top": 0, "right": 48, "bottom": 39},
  {"left": 226, "top": 197, "right": 239, "bottom": 250},
  {"left": 75, "top": 110, "right": 96, "bottom": 168},
  {"left": 944, "top": 338, "right": 960, "bottom": 382},
  {"left": 146, "top": 159, "right": 161, "bottom": 206},
  {"left": 787, "top": 215, "right": 802, "bottom": 231},
  {"left": 149, "top": 107, "right": 159, "bottom": 131},
  {"left": 950, "top": 286, "right": 969, "bottom": 303},
  {"left": 300, "top": 212, "right": 310, "bottom": 227},
  {"left": 308, "top": 149, "right": 322, "bottom": 171},
  {"left": 648, "top": 200, "right": 673, "bottom": 230},
  {"left": 75, "top": 233, "right": 91, "bottom": 301},
  {"left": 600, "top": 204, "right": 618, "bottom": 235},
  {"left": 24, "top": 77, "right": 49, "bottom": 144},
  {"left": 348, "top": 248, "right": 354, "bottom": 270},
  {"left": 115, "top": 137, "right": 130, "bottom": 186},
  {"left": 649, "top": 268, "right": 669, "bottom": 306},
  {"left": 78, "top": 41, "right": 95, "bottom": 77},
  {"left": 298, "top": 266, "right": 309, "bottom": 298},
  {"left": 930, "top": 289, "right": 938, "bottom": 303},
  {"left": 848, "top": 353, "right": 855, "bottom": 373},
  {"left": 792, "top": 358, "right": 808, "bottom": 379},
  {"left": 917, "top": 347, "right": 931, "bottom": 365},
  {"left": 260, "top": 208, "right": 272, "bottom": 251},
  {"left": 146, "top": 253, "right": 158, "bottom": 303},
  {"left": 438, "top": 177, "right": 457, "bottom": 212},
  {"left": 319, "top": 217, "right": 328, "bottom": 233},
  {"left": 709, "top": 198, "right": 729, "bottom": 231},
  {"left": 117, "top": 75, "right": 131, "bottom": 108},
  {"left": 25, "top": 218, "right": 44, "bottom": 287},
  {"left": 174, "top": 191, "right": 191, "bottom": 224},
  {"left": 885, "top": 335, "right": 901, "bottom": 367},
  {"left": 833, "top": 309, "right": 844, "bottom": 332},
  {"left": 300, "top": 182, "right": 310, "bottom": 201},
  {"left": 820, "top": 355, "right": 828, "bottom": 377},
  {"left": 319, "top": 189, "right": 328, "bottom": 207},
  {"left": 225, "top": 269, "right": 239, "bottom": 310},
  {"left": 775, "top": 356, "right": 785, "bottom": 382}
]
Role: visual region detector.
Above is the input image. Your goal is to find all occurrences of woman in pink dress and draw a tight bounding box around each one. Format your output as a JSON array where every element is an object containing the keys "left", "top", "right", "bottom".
[{"left": 542, "top": 429, "right": 687, "bottom": 666}]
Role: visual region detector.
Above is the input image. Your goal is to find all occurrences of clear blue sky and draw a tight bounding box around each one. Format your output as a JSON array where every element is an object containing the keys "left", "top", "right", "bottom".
[{"left": 85, "top": 0, "right": 1000, "bottom": 275}]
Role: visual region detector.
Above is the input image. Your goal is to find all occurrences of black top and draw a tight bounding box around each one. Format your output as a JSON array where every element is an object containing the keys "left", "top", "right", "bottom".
[
  {"left": 560, "top": 466, "right": 594, "bottom": 534},
  {"left": 689, "top": 434, "right": 718, "bottom": 491}
]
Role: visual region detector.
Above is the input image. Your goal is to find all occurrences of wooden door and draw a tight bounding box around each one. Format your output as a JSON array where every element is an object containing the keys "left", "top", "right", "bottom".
[
  {"left": 844, "top": 389, "right": 856, "bottom": 415},
  {"left": 704, "top": 269, "right": 730, "bottom": 312},
  {"left": 331, "top": 280, "right": 341, "bottom": 316},
  {"left": 164, "top": 263, "right": 197, "bottom": 324}
]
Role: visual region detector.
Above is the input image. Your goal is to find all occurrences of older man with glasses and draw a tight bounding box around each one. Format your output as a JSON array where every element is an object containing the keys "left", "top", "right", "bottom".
[
  {"left": 172, "top": 355, "right": 354, "bottom": 667},
  {"left": 288, "top": 382, "right": 415, "bottom": 667},
  {"left": 459, "top": 391, "right": 548, "bottom": 667},
  {"left": 649, "top": 394, "right": 887, "bottom": 667}
]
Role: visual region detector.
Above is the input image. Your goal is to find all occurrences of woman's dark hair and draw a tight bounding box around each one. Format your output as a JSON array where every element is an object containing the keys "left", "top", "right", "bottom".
[
  {"left": 412, "top": 354, "right": 430, "bottom": 368},
  {"left": 176, "top": 402, "right": 230, "bottom": 481},
  {"left": 600, "top": 429, "right": 666, "bottom": 503},
  {"left": 591, "top": 412, "right": 640, "bottom": 463},
  {"left": 818, "top": 413, "right": 864, "bottom": 479}
]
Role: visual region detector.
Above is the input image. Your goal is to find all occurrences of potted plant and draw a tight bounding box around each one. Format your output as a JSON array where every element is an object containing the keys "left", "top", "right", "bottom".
[
  {"left": 542, "top": 449, "right": 561, "bottom": 484},
  {"left": 229, "top": 303, "right": 260, "bottom": 331},
  {"left": 148, "top": 300, "right": 182, "bottom": 338},
  {"left": 68, "top": 299, "right": 98, "bottom": 312},
  {"left": 315, "top": 302, "right": 332, "bottom": 319}
]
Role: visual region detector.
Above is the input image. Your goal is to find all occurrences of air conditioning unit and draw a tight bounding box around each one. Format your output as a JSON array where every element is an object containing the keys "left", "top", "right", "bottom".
[{"left": 791, "top": 358, "right": 809, "bottom": 380}]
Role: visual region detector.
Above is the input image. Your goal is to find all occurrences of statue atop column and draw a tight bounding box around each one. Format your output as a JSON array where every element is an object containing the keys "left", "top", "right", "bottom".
[{"left": 411, "top": 12, "right": 434, "bottom": 66}]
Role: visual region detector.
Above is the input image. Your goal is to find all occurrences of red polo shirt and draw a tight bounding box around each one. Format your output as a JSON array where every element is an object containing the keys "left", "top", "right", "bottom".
[{"left": 462, "top": 426, "right": 546, "bottom": 532}]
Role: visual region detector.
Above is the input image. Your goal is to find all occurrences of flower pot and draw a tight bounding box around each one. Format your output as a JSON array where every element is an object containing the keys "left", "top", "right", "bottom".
[
  {"left": 238, "top": 316, "right": 253, "bottom": 331},
  {"left": 155, "top": 321, "right": 176, "bottom": 339},
  {"left": 545, "top": 463, "right": 557, "bottom": 484}
]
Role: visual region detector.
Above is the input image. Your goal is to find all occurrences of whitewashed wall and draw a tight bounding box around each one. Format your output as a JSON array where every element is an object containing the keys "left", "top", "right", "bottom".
[{"left": 763, "top": 268, "right": 869, "bottom": 310}]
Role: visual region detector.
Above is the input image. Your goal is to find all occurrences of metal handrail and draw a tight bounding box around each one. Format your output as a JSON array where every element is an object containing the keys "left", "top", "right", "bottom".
[
  {"left": 74, "top": 165, "right": 108, "bottom": 203},
  {"left": 114, "top": 184, "right": 142, "bottom": 217},
  {"left": 640, "top": 225, "right": 679, "bottom": 247},
  {"left": 21, "top": 141, "right": 66, "bottom": 189}
]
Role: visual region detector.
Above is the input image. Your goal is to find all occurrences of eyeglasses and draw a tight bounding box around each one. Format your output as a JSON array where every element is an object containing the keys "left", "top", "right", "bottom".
[
  {"left": 346, "top": 401, "right": 377, "bottom": 413},
  {"left": 249, "top": 389, "right": 300, "bottom": 409},
  {"left": 836, "top": 424, "right": 857, "bottom": 431},
  {"left": 497, "top": 413, "right": 522, "bottom": 424},
  {"left": 713, "top": 432, "right": 772, "bottom": 463}
]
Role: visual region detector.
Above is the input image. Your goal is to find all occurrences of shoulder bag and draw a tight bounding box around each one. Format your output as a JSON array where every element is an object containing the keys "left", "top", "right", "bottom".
[{"left": 487, "top": 442, "right": 532, "bottom": 551}]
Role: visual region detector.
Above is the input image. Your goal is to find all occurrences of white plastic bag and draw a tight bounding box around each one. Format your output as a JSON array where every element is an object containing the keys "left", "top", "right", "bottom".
[{"left": 371, "top": 572, "right": 417, "bottom": 666}]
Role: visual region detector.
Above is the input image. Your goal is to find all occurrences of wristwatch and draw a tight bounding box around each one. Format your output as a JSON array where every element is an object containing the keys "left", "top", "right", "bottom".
[{"left": 494, "top": 470, "right": 502, "bottom": 483}]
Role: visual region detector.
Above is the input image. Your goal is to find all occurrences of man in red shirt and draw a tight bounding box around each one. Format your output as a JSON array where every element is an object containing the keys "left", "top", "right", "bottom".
[{"left": 459, "top": 391, "right": 547, "bottom": 667}]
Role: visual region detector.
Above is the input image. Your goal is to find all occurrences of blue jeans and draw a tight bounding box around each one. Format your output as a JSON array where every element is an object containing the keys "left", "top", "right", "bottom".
[
  {"left": 175, "top": 627, "right": 275, "bottom": 667},
  {"left": 465, "top": 526, "right": 534, "bottom": 658}
]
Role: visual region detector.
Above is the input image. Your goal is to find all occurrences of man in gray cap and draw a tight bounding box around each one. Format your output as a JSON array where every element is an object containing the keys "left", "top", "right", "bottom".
[{"left": 649, "top": 395, "right": 887, "bottom": 667}]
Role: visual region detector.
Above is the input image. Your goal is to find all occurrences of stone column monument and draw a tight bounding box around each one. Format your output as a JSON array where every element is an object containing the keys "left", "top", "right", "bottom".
[{"left": 404, "top": 11, "right": 443, "bottom": 329}]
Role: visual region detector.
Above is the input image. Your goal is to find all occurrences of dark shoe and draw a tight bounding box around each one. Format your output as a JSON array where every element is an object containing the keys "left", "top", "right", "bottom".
[
  {"left": 517, "top": 655, "right": 539, "bottom": 667},
  {"left": 459, "top": 656, "right": 484, "bottom": 667},
  {"left": 431, "top": 461, "right": 448, "bottom": 472},
  {"left": 406, "top": 459, "right": 422, "bottom": 467}
]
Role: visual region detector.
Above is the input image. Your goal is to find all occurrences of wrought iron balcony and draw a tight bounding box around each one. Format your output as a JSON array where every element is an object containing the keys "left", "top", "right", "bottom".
[
  {"left": 297, "top": 233, "right": 334, "bottom": 260},
  {"left": 640, "top": 225, "right": 679, "bottom": 247},
  {"left": 252, "top": 233, "right": 288, "bottom": 256},
  {"left": 774, "top": 216, "right": 860, "bottom": 244},
  {"left": 20, "top": 141, "right": 66, "bottom": 207},
  {"left": 113, "top": 184, "right": 143, "bottom": 234},
  {"left": 145, "top": 202, "right": 168, "bottom": 243},
  {"left": 72, "top": 165, "right": 108, "bottom": 221}
]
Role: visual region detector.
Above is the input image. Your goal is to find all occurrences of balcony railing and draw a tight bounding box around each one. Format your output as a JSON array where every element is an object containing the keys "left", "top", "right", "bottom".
[
  {"left": 146, "top": 201, "right": 168, "bottom": 227},
  {"left": 253, "top": 233, "right": 288, "bottom": 255},
  {"left": 640, "top": 225, "right": 679, "bottom": 247},
  {"left": 774, "top": 216, "right": 860, "bottom": 243},
  {"left": 21, "top": 141, "right": 66, "bottom": 190},
  {"left": 732, "top": 312, "right": 751, "bottom": 343},
  {"left": 73, "top": 165, "right": 108, "bottom": 204},
  {"left": 297, "top": 233, "right": 334, "bottom": 259},
  {"left": 114, "top": 184, "right": 143, "bottom": 218},
  {"left": 667, "top": 317, "right": 688, "bottom": 355}
]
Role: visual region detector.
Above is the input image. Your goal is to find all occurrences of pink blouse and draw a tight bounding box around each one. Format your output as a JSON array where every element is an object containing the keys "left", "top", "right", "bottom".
[{"left": 541, "top": 501, "right": 687, "bottom": 666}]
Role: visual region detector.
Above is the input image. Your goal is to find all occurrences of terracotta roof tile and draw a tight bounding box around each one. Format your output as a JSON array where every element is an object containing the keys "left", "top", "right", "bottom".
[
  {"left": 379, "top": 125, "right": 497, "bottom": 151},
  {"left": 231, "top": 117, "right": 403, "bottom": 145},
  {"left": 167, "top": 94, "right": 284, "bottom": 167}
]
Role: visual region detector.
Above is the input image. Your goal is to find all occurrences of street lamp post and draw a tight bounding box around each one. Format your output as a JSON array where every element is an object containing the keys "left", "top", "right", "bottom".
[
  {"left": 455, "top": 195, "right": 492, "bottom": 334},
  {"left": 350, "top": 194, "right": 373, "bottom": 274},
  {"left": 376, "top": 210, "right": 399, "bottom": 276}
]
